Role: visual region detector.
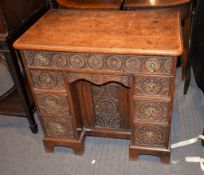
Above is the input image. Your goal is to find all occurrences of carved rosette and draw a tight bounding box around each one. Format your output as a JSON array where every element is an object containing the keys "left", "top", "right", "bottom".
[
  {"left": 106, "top": 56, "right": 122, "bottom": 71},
  {"left": 135, "top": 77, "right": 170, "bottom": 97},
  {"left": 69, "top": 54, "right": 85, "bottom": 68},
  {"left": 87, "top": 55, "right": 104, "bottom": 69},
  {"left": 36, "top": 94, "right": 70, "bottom": 116},
  {"left": 51, "top": 53, "right": 67, "bottom": 67},
  {"left": 134, "top": 100, "right": 170, "bottom": 122},
  {"left": 43, "top": 116, "right": 74, "bottom": 138},
  {"left": 125, "top": 57, "right": 141, "bottom": 72},
  {"left": 23, "top": 51, "right": 174, "bottom": 75},
  {"left": 143, "top": 79, "right": 162, "bottom": 95},
  {"left": 34, "top": 53, "right": 50, "bottom": 66},
  {"left": 31, "top": 71, "right": 64, "bottom": 89},
  {"left": 134, "top": 124, "right": 168, "bottom": 147},
  {"left": 91, "top": 84, "right": 121, "bottom": 129},
  {"left": 144, "top": 58, "right": 161, "bottom": 73},
  {"left": 164, "top": 59, "right": 173, "bottom": 74}
]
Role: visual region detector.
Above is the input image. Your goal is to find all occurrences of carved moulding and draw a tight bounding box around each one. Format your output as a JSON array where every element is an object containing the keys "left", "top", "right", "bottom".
[
  {"left": 23, "top": 51, "right": 174, "bottom": 75},
  {"left": 67, "top": 73, "right": 130, "bottom": 87}
]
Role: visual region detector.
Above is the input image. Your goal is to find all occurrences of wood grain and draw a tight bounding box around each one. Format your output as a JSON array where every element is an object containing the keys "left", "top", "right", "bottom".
[{"left": 14, "top": 9, "right": 182, "bottom": 56}]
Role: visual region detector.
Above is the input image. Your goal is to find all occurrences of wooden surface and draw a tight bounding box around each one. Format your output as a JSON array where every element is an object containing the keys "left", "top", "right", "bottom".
[
  {"left": 14, "top": 9, "right": 182, "bottom": 56},
  {"left": 57, "top": 0, "right": 121, "bottom": 9},
  {"left": 124, "top": 0, "right": 191, "bottom": 8}
]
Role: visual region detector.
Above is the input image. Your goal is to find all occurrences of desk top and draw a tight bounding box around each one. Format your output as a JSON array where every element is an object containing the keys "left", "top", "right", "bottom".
[{"left": 14, "top": 9, "right": 182, "bottom": 56}]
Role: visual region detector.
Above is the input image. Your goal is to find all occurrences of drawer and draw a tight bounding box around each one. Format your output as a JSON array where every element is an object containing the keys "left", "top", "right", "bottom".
[
  {"left": 24, "top": 51, "right": 174, "bottom": 75},
  {"left": 41, "top": 116, "right": 74, "bottom": 138},
  {"left": 124, "top": 56, "right": 174, "bottom": 75},
  {"left": 35, "top": 93, "right": 70, "bottom": 116},
  {"left": 31, "top": 70, "right": 65, "bottom": 89},
  {"left": 24, "top": 51, "right": 68, "bottom": 67},
  {"left": 133, "top": 99, "right": 171, "bottom": 123},
  {"left": 135, "top": 76, "right": 172, "bottom": 97},
  {"left": 131, "top": 122, "right": 169, "bottom": 148}
]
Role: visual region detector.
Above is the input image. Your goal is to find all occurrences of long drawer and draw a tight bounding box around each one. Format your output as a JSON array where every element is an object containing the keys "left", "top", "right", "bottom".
[{"left": 23, "top": 50, "right": 175, "bottom": 76}]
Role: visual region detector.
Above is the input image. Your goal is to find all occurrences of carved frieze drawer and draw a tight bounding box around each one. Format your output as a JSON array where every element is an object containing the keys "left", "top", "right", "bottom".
[
  {"left": 67, "top": 72, "right": 130, "bottom": 87},
  {"left": 135, "top": 76, "right": 172, "bottom": 97},
  {"left": 35, "top": 93, "right": 70, "bottom": 116},
  {"left": 133, "top": 99, "right": 171, "bottom": 123},
  {"left": 23, "top": 51, "right": 174, "bottom": 75},
  {"left": 31, "top": 70, "right": 65, "bottom": 89},
  {"left": 131, "top": 122, "right": 169, "bottom": 148},
  {"left": 41, "top": 116, "right": 74, "bottom": 138}
]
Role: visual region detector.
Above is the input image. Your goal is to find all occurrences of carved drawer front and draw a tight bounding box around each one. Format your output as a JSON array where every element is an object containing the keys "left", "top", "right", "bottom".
[
  {"left": 35, "top": 93, "right": 70, "bottom": 116},
  {"left": 133, "top": 99, "right": 171, "bottom": 123},
  {"left": 42, "top": 116, "right": 74, "bottom": 138},
  {"left": 24, "top": 51, "right": 174, "bottom": 75},
  {"left": 125, "top": 56, "right": 174, "bottom": 75},
  {"left": 131, "top": 122, "right": 169, "bottom": 148},
  {"left": 31, "top": 70, "right": 65, "bottom": 89},
  {"left": 67, "top": 72, "right": 130, "bottom": 87},
  {"left": 135, "top": 76, "right": 172, "bottom": 97}
]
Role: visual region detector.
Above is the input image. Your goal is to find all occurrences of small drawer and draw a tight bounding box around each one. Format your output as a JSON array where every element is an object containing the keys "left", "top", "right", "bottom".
[
  {"left": 135, "top": 76, "right": 172, "bottom": 97},
  {"left": 131, "top": 122, "right": 169, "bottom": 148},
  {"left": 31, "top": 70, "right": 65, "bottom": 89},
  {"left": 35, "top": 93, "right": 70, "bottom": 116},
  {"left": 133, "top": 99, "right": 171, "bottom": 123},
  {"left": 41, "top": 116, "right": 74, "bottom": 138},
  {"left": 24, "top": 51, "right": 52, "bottom": 67},
  {"left": 124, "top": 56, "right": 174, "bottom": 75},
  {"left": 24, "top": 51, "right": 68, "bottom": 68}
]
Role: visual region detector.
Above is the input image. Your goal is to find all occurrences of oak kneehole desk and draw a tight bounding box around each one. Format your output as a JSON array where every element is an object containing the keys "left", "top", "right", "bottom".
[{"left": 14, "top": 9, "right": 183, "bottom": 164}]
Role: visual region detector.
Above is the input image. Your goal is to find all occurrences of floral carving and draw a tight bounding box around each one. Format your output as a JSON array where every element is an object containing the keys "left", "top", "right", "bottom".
[
  {"left": 144, "top": 58, "right": 161, "bottom": 73},
  {"left": 35, "top": 53, "right": 50, "bottom": 66},
  {"left": 69, "top": 54, "right": 85, "bottom": 68},
  {"left": 24, "top": 51, "right": 174, "bottom": 75},
  {"left": 134, "top": 124, "right": 168, "bottom": 147},
  {"left": 91, "top": 84, "right": 121, "bottom": 129},
  {"left": 36, "top": 94, "right": 70, "bottom": 116},
  {"left": 135, "top": 77, "right": 170, "bottom": 97},
  {"left": 106, "top": 56, "right": 122, "bottom": 71},
  {"left": 52, "top": 54, "right": 67, "bottom": 67},
  {"left": 31, "top": 71, "right": 64, "bottom": 89},
  {"left": 125, "top": 57, "right": 141, "bottom": 72},
  {"left": 164, "top": 59, "right": 173, "bottom": 74},
  {"left": 87, "top": 55, "right": 104, "bottom": 69},
  {"left": 143, "top": 79, "right": 162, "bottom": 95},
  {"left": 43, "top": 116, "right": 74, "bottom": 137},
  {"left": 134, "top": 100, "right": 170, "bottom": 122}
]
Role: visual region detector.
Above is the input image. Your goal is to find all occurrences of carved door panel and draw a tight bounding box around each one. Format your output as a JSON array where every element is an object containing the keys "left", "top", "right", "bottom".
[{"left": 81, "top": 82, "right": 130, "bottom": 130}]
